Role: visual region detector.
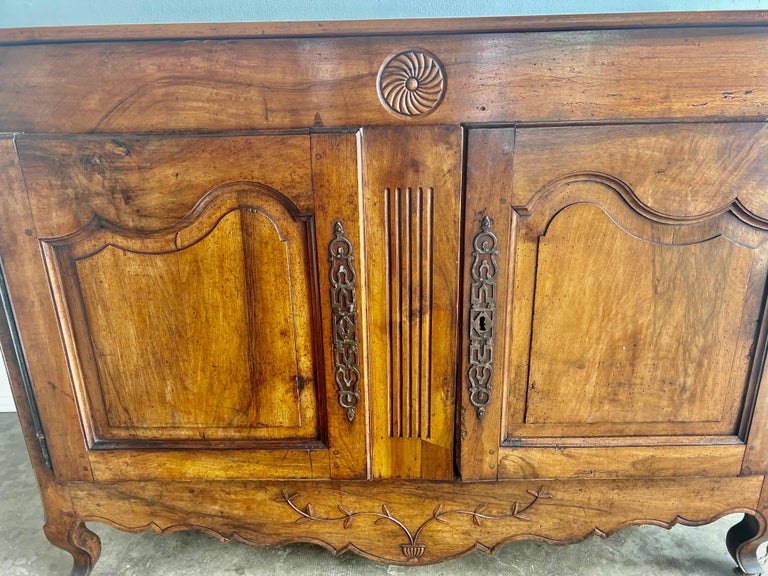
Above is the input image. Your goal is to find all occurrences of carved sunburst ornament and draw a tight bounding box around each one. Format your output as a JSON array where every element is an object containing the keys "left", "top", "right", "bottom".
[{"left": 377, "top": 49, "right": 446, "bottom": 117}]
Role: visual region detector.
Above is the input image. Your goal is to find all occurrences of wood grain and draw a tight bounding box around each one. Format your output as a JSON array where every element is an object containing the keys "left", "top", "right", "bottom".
[
  {"left": 17, "top": 135, "right": 314, "bottom": 237},
  {"left": 88, "top": 449, "right": 328, "bottom": 481},
  {"left": 2, "top": 11, "right": 767, "bottom": 45},
  {"left": 310, "top": 132, "right": 369, "bottom": 479},
  {"left": 459, "top": 128, "right": 516, "bottom": 480},
  {"left": 0, "top": 137, "right": 92, "bottom": 479},
  {"left": 460, "top": 123, "right": 768, "bottom": 487},
  {"left": 502, "top": 131, "right": 768, "bottom": 443},
  {"left": 526, "top": 203, "right": 754, "bottom": 431},
  {"left": 498, "top": 445, "right": 745, "bottom": 479},
  {"left": 56, "top": 191, "right": 318, "bottom": 441},
  {"left": 18, "top": 132, "right": 368, "bottom": 479},
  {"left": 729, "top": 477, "right": 768, "bottom": 574},
  {"left": 68, "top": 476, "right": 763, "bottom": 566},
  {"left": 1, "top": 27, "right": 767, "bottom": 134},
  {"left": 4, "top": 13, "right": 768, "bottom": 575},
  {"left": 743, "top": 296, "right": 768, "bottom": 475},
  {"left": 512, "top": 124, "right": 768, "bottom": 220},
  {"left": 362, "top": 127, "right": 461, "bottom": 480},
  {"left": 0, "top": 138, "right": 103, "bottom": 574}
]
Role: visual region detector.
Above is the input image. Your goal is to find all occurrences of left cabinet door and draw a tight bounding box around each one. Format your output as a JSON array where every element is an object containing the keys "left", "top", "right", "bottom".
[{"left": 11, "top": 133, "right": 367, "bottom": 481}]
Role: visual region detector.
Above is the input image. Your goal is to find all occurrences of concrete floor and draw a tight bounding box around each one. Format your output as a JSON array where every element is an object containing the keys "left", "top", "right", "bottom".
[{"left": 0, "top": 412, "right": 756, "bottom": 576}]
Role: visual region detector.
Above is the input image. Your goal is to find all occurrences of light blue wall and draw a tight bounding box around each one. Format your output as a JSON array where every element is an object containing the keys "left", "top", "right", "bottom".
[{"left": 1, "top": 0, "right": 767, "bottom": 28}]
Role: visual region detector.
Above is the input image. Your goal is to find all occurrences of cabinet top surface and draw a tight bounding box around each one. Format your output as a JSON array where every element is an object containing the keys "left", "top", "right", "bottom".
[{"left": 1, "top": 10, "right": 767, "bottom": 45}]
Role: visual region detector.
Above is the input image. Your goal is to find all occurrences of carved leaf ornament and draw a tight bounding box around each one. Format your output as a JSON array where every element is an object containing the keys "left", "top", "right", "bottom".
[{"left": 279, "top": 487, "right": 552, "bottom": 561}]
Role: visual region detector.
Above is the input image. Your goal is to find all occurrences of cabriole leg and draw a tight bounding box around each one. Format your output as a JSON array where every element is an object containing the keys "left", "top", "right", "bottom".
[
  {"left": 43, "top": 517, "right": 101, "bottom": 576},
  {"left": 727, "top": 513, "right": 767, "bottom": 575}
]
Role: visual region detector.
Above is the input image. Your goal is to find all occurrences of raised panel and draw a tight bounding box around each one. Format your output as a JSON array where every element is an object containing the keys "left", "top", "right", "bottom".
[
  {"left": 43, "top": 183, "right": 320, "bottom": 445},
  {"left": 505, "top": 177, "right": 768, "bottom": 442},
  {"left": 526, "top": 202, "right": 752, "bottom": 428},
  {"left": 7, "top": 18, "right": 768, "bottom": 576}
]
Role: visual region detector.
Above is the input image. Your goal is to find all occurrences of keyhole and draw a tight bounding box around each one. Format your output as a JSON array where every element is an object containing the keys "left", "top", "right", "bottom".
[{"left": 479, "top": 316, "right": 487, "bottom": 332}]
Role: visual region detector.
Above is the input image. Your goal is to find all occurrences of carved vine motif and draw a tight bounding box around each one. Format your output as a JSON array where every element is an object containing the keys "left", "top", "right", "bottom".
[
  {"left": 468, "top": 216, "right": 499, "bottom": 419},
  {"left": 279, "top": 487, "right": 552, "bottom": 561},
  {"left": 329, "top": 222, "right": 361, "bottom": 422},
  {"left": 377, "top": 50, "right": 446, "bottom": 117}
]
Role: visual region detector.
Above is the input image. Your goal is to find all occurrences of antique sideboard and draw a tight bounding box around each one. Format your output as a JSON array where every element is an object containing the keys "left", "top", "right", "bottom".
[{"left": 1, "top": 11, "right": 768, "bottom": 575}]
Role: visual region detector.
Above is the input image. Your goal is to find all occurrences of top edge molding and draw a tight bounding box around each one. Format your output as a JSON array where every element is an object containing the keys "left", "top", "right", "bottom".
[{"left": 1, "top": 11, "right": 767, "bottom": 46}]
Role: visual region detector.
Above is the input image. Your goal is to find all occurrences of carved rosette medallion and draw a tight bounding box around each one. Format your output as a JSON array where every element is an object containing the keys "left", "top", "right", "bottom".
[
  {"left": 468, "top": 216, "right": 499, "bottom": 419},
  {"left": 329, "top": 222, "right": 361, "bottom": 422},
  {"left": 377, "top": 49, "right": 446, "bottom": 117}
]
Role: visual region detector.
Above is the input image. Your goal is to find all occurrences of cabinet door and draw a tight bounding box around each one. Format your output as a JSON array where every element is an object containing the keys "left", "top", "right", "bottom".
[
  {"left": 461, "top": 124, "right": 768, "bottom": 480},
  {"left": 14, "top": 133, "right": 367, "bottom": 481}
]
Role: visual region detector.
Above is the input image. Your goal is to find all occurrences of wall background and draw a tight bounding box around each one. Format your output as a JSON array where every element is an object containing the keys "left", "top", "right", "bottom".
[
  {"left": 0, "top": 0, "right": 765, "bottom": 411},
  {"left": 1, "top": 0, "right": 767, "bottom": 27}
]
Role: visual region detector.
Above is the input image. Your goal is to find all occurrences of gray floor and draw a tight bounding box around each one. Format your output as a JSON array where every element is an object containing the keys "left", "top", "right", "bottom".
[{"left": 0, "top": 412, "right": 753, "bottom": 576}]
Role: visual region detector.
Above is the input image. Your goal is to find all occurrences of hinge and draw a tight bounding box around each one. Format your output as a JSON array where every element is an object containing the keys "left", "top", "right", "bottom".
[{"left": 0, "top": 256, "right": 53, "bottom": 470}]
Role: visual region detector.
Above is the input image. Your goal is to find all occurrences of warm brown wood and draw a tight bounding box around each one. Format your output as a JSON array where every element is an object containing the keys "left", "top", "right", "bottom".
[
  {"left": 42, "top": 519, "right": 101, "bottom": 576},
  {"left": 67, "top": 476, "right": 762, "bottom": 566},
  {"left": 459, "top": 127, "right": 516, "bottom": 480},
  {"left": 497, "top": 444, "right": 745, "bottom": 479},
  {"left": 517, "top": 200, "right": 762, "bottom": 435},
  {"left": 511, "top": 124, "right": 768, "bottom": 220},
  {"left": 0, "top": 137, "right": 92, "bottom": 479},
  {"left": 3, "top": 13, "right": 768, "bottom": 575},
  {"left": 1, "top": 26, "right": 767, "bottom": 134},
  {"left": 88, "top": 448, "right": 328, "bottom": 481},
  {"left": 362, "top": 126, "right": 461, "bottom": 480},
  {"left": 728, "top": 513, "right": 766, "bottom": 574},
  {"left": 0, "top": 157, "right": 99, "bottom": 573},
  {"left": 727, "top": 477, "right": 768, "bottom": 574},
  {"left": 17, "top": 135, "right": 314, "bottom": 237},
  {"left": 744, "top": 324, "right": 768, "bottom": 474},
  {"left": 47, "top": 190, "right": 320, "bottom": 443},
  {"left": 15, "top": 133, "right": 366, "bottom": 480},
  {"left": 461, "top": 123, "right": 768, "bottom": 482},
  {"left": 1, "top": 11, "right": 766, "bottom": 45},
  {"left": 310, "top": 132, "right": 370, "bottom": 479},
  {"left": 486, "top": 125, "right": 768, "bottom": 475},
  {"left": 508, "top": 127, "right": 766, "bottom": 437}
]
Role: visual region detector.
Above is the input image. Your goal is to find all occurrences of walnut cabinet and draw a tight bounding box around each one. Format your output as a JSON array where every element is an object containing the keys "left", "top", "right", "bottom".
[{"left": 2, "top": 12, "right": 768, "bottom": 574}]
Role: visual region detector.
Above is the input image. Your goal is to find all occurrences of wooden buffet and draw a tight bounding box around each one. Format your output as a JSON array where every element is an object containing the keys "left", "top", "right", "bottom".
[{"left": 1, "top": 10, "right": 768, "bottom": 574}]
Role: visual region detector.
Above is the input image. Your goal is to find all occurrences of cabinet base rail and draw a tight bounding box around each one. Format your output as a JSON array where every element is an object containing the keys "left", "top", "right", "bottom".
[{"left": 42, "top": 476, "right": 768, "bottom": 573}]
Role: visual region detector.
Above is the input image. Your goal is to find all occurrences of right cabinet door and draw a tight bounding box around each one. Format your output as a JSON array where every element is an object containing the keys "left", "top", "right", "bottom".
[{"left": 461, "top": 123, "right": 768, "bottom": 480}]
